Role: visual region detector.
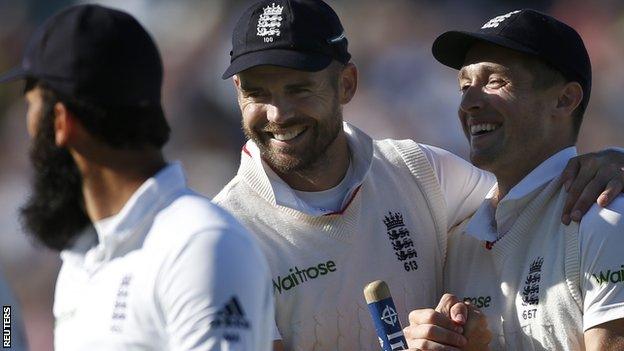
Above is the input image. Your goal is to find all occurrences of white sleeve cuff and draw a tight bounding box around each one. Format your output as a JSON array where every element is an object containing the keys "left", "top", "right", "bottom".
[
  {"left": 583, "top": 302, "right": 624, "bottom": 331},
  {"left": 272, "top": 322, "right": 282, "bottom": 341}
]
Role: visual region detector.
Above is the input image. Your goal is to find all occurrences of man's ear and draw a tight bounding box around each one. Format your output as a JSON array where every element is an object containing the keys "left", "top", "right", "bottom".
[
  {"left": 339, "top": 62, "right": 358, "bottom": 104},
  {"left": 232, "top": 75, "right": 241, "bottom": 90},
  {"left": 554, "top": 81, "right": 583, "bottom": 118},
  {"left": 53, "top": 102, "right": 76, "bottom": 147}
]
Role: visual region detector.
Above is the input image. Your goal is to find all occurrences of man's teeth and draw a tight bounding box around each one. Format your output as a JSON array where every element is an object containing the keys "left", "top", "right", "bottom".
[
  {"left": 272, "top": 127, "right": 305, "bottom": 141},
  {"left": 470, "top": 123, "right": 500, "bottom": 135}
]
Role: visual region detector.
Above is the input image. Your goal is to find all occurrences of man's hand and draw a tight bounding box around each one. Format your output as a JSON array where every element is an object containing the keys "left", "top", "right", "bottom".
[
  {"left": 461, "top": 301, "right": 492, "bottom": 351},
  {"left": 560, "top": 149, "right": 624, "bottom": 224},
  {"left": 403, "top": 294, "right": 491, "bottom": 350}
]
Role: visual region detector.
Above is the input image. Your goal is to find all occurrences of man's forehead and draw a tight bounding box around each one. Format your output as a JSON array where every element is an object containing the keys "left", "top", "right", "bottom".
[
  {"left": 239, "top": 65, "right": 317, "bottom": 79},
  {"left": 459, "top": 61, "right": 510, "bottom": 77},
  {"left": 459, "top": 43, "right": 529, "bottom": 75},
  {"left": 237, "top": 65, "right": 324, "bottom": 87}
]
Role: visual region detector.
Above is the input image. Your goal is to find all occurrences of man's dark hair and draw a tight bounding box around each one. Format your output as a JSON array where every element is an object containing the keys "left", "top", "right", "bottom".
[
  {"left": 25, "top": 79, "right": 170, "bottom": 149},
  {"left": 529, "top": 59, "right": 586, "bottom": 139}
]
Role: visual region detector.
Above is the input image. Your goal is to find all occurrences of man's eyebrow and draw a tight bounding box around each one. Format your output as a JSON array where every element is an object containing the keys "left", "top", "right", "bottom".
[
  {"left": 458, "top": 66, "right": 477, "bottom": 82},
  {"left": 239, "top": 82, "right": 263, "bottom": 91},
  {"left": 458, "top": 63, "right": 511, "bottom": 80},
  {"left": 458, "top": 68, "right": 468, "bottom": 80},
  {"left": 239, "top": 79, "right": 317, "bottom": 92},
  {"left": 285, "top": 80, "right": 315, "bottom": 90}
]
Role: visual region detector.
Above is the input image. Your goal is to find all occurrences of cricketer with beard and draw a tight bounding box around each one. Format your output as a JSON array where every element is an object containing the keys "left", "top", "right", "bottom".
[{"left": 0, "top": 4, "right": 273, "bottom": 350}]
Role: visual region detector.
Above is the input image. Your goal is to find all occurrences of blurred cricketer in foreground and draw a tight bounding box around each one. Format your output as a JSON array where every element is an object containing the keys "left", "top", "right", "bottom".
[
  {"left": 0, "top": 4, "right": 273, "bottom": 350},
  {"left": 404, "top": 9, "right": 624, "bottom": 351},
  {"left": 214, "top": 1, "right": 624, "bottom": 350}
]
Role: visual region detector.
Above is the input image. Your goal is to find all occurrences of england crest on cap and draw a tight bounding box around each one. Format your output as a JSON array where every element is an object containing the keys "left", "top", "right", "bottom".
[
  {"left": 481, "top": 10, "right": 521, "bottom": 29},
  {"left": 257, "top": 3, "right": 284, "bottom": 41}
]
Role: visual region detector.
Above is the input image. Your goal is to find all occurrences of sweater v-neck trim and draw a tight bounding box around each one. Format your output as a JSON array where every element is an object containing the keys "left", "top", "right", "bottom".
[
  {"left": 491, "top": 177, "right": 563, "bottom": 265},
  {"left": 236, "top": 133, "right": 445, "bottom": 244},
  {"left": 237, "top": 131, "right": 367, "bottom": 241},
  {"left": 240, "top": 122, "right": 373, "bottom": 217}
]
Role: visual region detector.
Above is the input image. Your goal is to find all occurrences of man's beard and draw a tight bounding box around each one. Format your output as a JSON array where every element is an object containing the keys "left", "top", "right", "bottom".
[
  {"left": 20, "top": 100, "right": 90, "bottom": 251},
  {"left": 243, "top": 101, "right": 343, "bottom": 174}
]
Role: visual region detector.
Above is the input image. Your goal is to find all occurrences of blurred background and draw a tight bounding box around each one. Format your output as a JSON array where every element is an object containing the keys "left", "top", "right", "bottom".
[{"left": 0, "top": 0, "right": 622, "bottom": 349}]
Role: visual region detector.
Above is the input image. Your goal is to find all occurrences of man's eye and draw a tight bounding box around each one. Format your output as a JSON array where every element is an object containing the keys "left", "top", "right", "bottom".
[
  {"left": 459, "top": 84, "right": 470, "bottom": 93},
  {"left": 245, "top": 91, "right": 265, "bottom": 98},
  {"left": 291, "top": 88, "right": 311, "bottom": 95},
  {"left": 487, "top": 79, "right": 506, "bottom": 88}
]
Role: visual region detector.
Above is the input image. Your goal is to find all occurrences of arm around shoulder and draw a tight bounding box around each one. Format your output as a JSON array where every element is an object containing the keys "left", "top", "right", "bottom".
[{"left": 580, "top": 196, "right": 624, "bottom": 347}]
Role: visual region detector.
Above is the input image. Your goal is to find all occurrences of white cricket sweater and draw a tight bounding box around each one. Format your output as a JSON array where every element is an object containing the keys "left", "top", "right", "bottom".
[
  {"left": 445, "top": 150, "right": 624, "bottom": 350},
  {"left": 54, "top": 163, "right": 274, "bottom": 350},
  {"left": 215, "top": 124, "right": 451, "bottom": 351}
]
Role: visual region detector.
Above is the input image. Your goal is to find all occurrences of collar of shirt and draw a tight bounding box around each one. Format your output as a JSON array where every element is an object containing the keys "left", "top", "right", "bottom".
[
  {"left": 61, "top": 162, "right": 188, "bottom": 267},
  {"left": 465, "top": 147, "right": 577, "bottom": 242},
  {"left": 244, "top": 122, "right": 373, "bottom": 216},
  {"left": 291, "top": 160, "right": 355, "bottom": 213}
]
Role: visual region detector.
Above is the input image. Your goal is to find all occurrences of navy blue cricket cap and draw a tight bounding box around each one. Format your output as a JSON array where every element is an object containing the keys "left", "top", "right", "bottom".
[
  {"left": 0, "top": 4, "right": 164, "bottom": 110},
  {"left": 432, "top": 9, "right": 592, "bottom": 110},
  {"left": 222, "top": 0, "right": 351, "bottom": 79}
]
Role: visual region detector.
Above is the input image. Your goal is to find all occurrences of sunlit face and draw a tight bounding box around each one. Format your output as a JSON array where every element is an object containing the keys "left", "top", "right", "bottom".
[
  {"left": 458, "top": 43, "right": 562, "bottom": 176},
  {"left": 234, "top": 65, "right": 343, "bottom": 173}
]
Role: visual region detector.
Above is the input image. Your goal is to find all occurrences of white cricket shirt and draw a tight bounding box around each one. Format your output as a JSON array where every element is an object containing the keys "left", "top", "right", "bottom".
[
  {"left": 54, "top": 163, "right": 274, "bottom": 350},
  {"left": 446, "top": 148, "right": 624, "bottom": 349}
]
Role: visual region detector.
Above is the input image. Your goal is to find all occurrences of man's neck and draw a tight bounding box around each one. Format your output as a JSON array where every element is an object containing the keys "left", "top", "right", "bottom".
[
  {"left": 494, "top": 144, "right": 573, "bottom": 203},
  {"left": 495, "top": 169, "right": 532, "bottom": 202},
  {"left": 272, "top": 133, "right": 350, "bottom": 192},
  {"left": 74, "top": 149, "right": 166, "bottom": 221}
]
